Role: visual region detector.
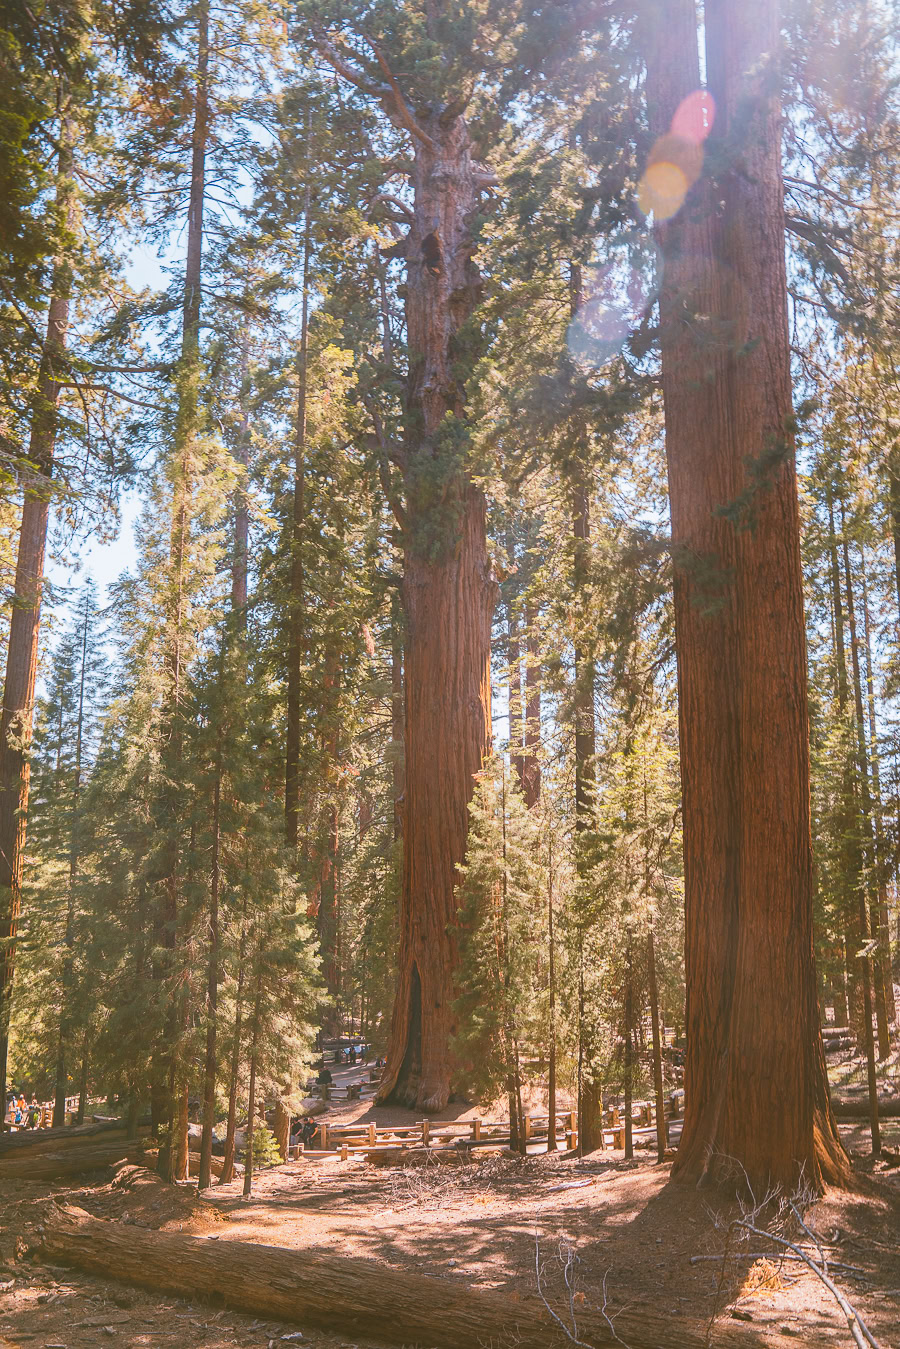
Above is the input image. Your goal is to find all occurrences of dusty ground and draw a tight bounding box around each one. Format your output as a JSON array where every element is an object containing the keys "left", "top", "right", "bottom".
[{"left": 2, "top": 1112, "right": 899, "bottom": 1349}]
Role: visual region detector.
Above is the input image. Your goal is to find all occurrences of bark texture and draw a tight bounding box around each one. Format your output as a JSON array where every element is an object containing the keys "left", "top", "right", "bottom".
[
  {"left": 0, "top": 127, "right": 74, "bottom": 1101},
  {"left": 647, "top": 0, "right": 847, "bottom": 1190},
  {"left": 0, "top": 1140, "right": 146, "bottom": 1181},
  {"left": 39, "top": 1204, "right": 829, "bottom": 1349},
  {"left": 378, "top": 107, "right": 495, "bottom": 1112}
]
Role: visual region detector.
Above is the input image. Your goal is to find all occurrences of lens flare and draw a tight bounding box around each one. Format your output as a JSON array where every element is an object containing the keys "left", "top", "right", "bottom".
[
  {"left": 567, "top": 261, "right": 657, "bottom": 367},
  {"left": 637, "top": 89, "right": 713, "bottom": 222},
  {"left": 638, "top": 161, "right": 688, "bottom": 219},
  {"left": 671, "top": 90, "right": 715, "bottom": 145}
]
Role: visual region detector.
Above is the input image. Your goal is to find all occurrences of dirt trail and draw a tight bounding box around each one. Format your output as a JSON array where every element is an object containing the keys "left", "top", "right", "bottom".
[{"left": 2, "top": 1121, "right": 899, "bottom": 1348}]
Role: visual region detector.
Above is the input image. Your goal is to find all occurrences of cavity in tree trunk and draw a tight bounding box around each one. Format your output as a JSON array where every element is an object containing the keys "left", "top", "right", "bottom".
[
  {"left": 0, "top": 121, "right": 74, "bottom": 1103},
  {"left": 646, "top": 0, "right": 847, "bottom": 1190}
]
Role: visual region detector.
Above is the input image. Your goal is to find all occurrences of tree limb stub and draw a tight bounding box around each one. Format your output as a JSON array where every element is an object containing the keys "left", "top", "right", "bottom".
[{"left": 38, "top": 1203, "right": 838, "bottom": 1349}]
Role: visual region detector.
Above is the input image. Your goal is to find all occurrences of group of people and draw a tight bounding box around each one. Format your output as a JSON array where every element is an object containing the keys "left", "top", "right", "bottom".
[{"left": 4, "top": 1093, "right": 44, "bottom": 1129}]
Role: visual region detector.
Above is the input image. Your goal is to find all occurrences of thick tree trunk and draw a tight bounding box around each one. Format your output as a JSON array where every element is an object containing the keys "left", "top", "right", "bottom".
[
  {"left": 0, "top": 1119, "right": 148, "bottom": 1157},
  {"left": 0, "top": 128, "right": 74, "bottom": 1103},
  {"left": 379, "top": 108, "right": 495, "bottom": 1112},
  {"left": 273, "top": 1099, "right": 290, "bottom": 1162},
  {"left": 647, "top": 0, "right": 847, "bottom": 1190},
  {"left": 0, "top": 1140, "right": 146, "bottom": 1181},
  {"left": 40, "top": 1204, "right": 828, "bottom": 1349}
]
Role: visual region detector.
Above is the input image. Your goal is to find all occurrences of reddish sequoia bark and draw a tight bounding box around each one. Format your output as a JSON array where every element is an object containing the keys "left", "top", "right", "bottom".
[
  {"left": 381, "top": 112, "right": 495, "bottom": 1112},
  {"left": 315, "top": 41, "right": 495, "bottom": 1113},
  {"left": 647, "top": 0, "right": 847, "bottom": 1190},
  {"left": 0, "top": 125, "right": 74, "bottom": 1103}
]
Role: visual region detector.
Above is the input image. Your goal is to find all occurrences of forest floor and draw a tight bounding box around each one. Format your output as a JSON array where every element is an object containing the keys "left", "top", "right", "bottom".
[{"left": 2, "top": 1101, "right": 900, "bottom": 1349}]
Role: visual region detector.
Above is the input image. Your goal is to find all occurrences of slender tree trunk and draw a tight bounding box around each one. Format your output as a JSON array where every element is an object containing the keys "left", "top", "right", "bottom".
[
  {"left": 507, "top": 581, "right": 524, "bottom": 792},
  {"left": 623, "top": 949, "right": 634, "bottom": 1161},
  {"left": 566, "top": 266, "right": 604, "bottom": 1154},
  {"left": 825, "top": 488, "right": 863, "bottom": 1041},
  {"left": 379, "top": 108, "right": 495, "bottom": 1113},
  {"left": 75, "top": 1030, "right": 89, "bottom": 1124},
  {"left": 232, "top": 333, "right": 251, "bottom": 625},
  {"left": 198, "top": 738, "right": 222, "bottom": 1190},
  {"left": 647, "top": 0, "right": 847, "bottom": 1190},
  {"left": 390, "top": 564, "right": 404, "bottom": 842},
  {"left": 242, "top": 1044, "right": 257, "bottom": 1199},
  {"left": 0, "top": 123, "right": 75, "bottom": 1102},
  {"left": 840, "top": 523, "right": 890, "bottom": 1058},
  {"left": 546, "top": 846, "right": 557, "bottom": 1152},
  {"left": 860, "top": 557, "right": 896, "bottom": 1026},
  {"left": 220, "top": 906, "right": 248, "bottom": 1185},
  {"left": 522, "top": 600, "right": 541, "bottom": 809},
  {"left": 647, "top": 922, "right": 668, "bottom": 1162},
  {"left": 152, "top": 1, "right": 208, "bottom": 1175},
  {"left": 285, "top": 182, "right": 312, "bottom": 852},
  {"left": 53, "top": 590, "right": 90, "bottom": 1126}
]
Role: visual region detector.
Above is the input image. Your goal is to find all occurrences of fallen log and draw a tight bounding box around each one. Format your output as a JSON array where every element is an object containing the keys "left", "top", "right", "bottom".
[
  {"left": 38, "top": 1204, "right": 835, "bottom": 1349},
  {"left": 0, "top": 1119, "right": 148, "bottom": 1157},
  {"left": 0, "top": 1139, "right": 147, "bottom": 1181},
  {"left": 365, "top": 1145, "right": 471, "bottom": 1168},
  {"left": 832, "top": 1097, "right": 900, "bottom": 1119}
]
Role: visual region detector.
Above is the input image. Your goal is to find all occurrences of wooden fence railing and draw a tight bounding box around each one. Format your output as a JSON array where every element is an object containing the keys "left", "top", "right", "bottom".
[{"left": 289, "top": 1091, "right": 685, "bottom": 1160}]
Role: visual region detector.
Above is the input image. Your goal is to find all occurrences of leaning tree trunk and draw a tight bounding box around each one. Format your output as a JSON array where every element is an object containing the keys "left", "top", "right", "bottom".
[
  {"left": 646, "top": 0, "right": 847, "bottom": 1191},
  {"left": 378, "top": 108, "right": 495, "bottom": 1113},
  {"left": 0, "top": 125, "right": 75, "bottom": 1103}
]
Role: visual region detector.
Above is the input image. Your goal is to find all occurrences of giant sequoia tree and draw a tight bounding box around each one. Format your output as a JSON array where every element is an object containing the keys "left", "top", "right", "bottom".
[
  {"left": 313, "top": 17, "right": 496, "bottom": 1110},
  {"left": 643, "top": 0, "right": 848, "bottom": 1190}
]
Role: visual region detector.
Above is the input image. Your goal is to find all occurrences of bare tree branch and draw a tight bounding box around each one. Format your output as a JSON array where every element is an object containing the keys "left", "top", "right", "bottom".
[
  {"left": 366, "top": 39, "right": 437, "bottom": 152},
  {"left": 313, "top": 29, "right": 388, "bottom": 100}
]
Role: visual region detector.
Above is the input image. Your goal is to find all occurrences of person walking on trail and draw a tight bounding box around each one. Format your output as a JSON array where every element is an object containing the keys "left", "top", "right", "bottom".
[{"left": 28, "top": 1096, "right": 41, "bottom": 1128}]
